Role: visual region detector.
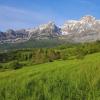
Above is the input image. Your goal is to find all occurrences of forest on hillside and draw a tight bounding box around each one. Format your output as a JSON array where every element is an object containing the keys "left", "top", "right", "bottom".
[{"left": 0, "top": 41, "right": 100, "bottom": 70}]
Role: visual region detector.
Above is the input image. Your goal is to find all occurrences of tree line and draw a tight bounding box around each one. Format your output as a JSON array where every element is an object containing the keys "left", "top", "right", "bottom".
[{"left": 0, "top": 41, "right": 100, "bottom": 70}]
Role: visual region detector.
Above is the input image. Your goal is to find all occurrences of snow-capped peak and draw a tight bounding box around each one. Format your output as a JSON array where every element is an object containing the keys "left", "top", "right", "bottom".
[
  {"left": 38, "top": 21, "right": 55, "bottom": 31},
  {"left": 1, "top": 15, "right": 100, "bottom": 43},
  {"left": 80, "top": 15, "right": 96, "bottom": 23},
  {"left": 61, "top": 15, "right": 99, "bottom": 35}
]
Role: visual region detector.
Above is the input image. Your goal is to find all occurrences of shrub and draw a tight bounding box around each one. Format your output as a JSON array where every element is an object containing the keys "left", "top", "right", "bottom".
[
  {"left": 8, "top": 61, "right": 23, "bottom": 70},
  {"left": 76, "top": 53, "right": 85, "bottom": 59},
  {"left": 60, "top": 51, "right": 69, "bottom": 60},
  {"left": 0, "top": 64, "right": 3, "bottom": 69}
]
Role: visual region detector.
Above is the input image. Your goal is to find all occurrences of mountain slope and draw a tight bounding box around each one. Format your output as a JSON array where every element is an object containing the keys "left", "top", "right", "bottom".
[
  {"left": 61, "top": 15, "right": 100, "bottom": 42},
  {"left": 0, "top": 22, "right": 61, "bottom": 43},
  {"left": 0, "top": 52, "right": 100, "bottom": 100},
  {"left": 0, "top": 15, "right": 100, "bottom": 44}
]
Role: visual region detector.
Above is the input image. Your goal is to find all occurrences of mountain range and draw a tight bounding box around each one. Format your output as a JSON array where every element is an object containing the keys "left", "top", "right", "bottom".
[{"left": 0, "top": 15, "right": 100, "bottom": 44}]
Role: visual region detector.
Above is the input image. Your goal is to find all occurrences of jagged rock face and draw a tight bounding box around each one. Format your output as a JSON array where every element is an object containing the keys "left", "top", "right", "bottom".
[
  {"left": 61, "top": 15, "right": 98, "bottom": 35},
  {"left": 0, "top": 29, "right": 29, "bottom": 43},
  {"left": 5, "top": 29, "right": 16, "bottom": 39},
  {"left": 61, "top": 15, "right": 100, "bottom": 42},
  {"left": 0, "top": 31, "right": 6, "bottom": 40},
  {"left": 27, "top": 22, "right": 61, "bottom": 39},
  {"left": 38, "top": 22, "right": 61, "bottom": 36},
  {"left": 80, "top": 16, "right": 95, "bottom": 23},
  {"left": 0, "top": 22, "right": 60, "bottom": 43},
  {"left": 0, "top": 15, "right": 100, "bottom": 43}
]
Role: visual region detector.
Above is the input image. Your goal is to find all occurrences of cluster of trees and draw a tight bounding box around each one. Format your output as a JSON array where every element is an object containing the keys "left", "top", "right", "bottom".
[{"left": 0, "top": 41, "right": 100, "bottom": 70}]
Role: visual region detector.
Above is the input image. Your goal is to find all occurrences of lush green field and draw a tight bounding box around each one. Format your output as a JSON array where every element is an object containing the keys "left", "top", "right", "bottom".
[{"left": 0, "top": 52, "right": 100, "bottom": 100}]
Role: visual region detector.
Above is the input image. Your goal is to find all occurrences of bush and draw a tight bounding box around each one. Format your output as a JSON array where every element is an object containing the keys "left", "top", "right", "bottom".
[
  {"left": 0, "top": 64, "right": 3, "bottom": 69},
  {"left": 60, "top": 51, "right": 69, "bottom": 60},
  {"left": 76, "top": 53, "right": 85, "bottom": 59},
  {"left": 8, "top": 61, "right": 23, "bottom": 70}
]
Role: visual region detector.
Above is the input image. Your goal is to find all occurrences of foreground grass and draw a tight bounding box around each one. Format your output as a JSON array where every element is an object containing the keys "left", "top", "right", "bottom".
[{"left": 0, "top": 53, "right": 100, "bottom": 100}]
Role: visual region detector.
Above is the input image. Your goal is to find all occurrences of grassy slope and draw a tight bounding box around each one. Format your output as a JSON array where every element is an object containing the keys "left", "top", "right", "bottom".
[{"left": 0, "top": 53, "right": 100, "bottom": 100}]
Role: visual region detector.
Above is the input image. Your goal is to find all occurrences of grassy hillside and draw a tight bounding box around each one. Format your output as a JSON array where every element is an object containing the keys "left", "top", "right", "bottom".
[{"left": 0, "top": 52, "right": 100, "bottom": 100}]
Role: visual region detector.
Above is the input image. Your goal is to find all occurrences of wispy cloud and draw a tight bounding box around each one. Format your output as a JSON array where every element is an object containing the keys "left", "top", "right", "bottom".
[{"left": 0, "top": 5, "right": 55, "bottom": 31}]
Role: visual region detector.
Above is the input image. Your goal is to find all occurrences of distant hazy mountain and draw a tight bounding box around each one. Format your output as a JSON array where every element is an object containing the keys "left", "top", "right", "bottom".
[{"left": 0, "top": 15, "right": 100, "bottom": 44}]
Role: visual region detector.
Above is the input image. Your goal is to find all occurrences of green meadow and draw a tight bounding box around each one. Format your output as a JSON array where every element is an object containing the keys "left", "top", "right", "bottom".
[{"left": 0, "top": 52, "right": 100, "bottom": 100}]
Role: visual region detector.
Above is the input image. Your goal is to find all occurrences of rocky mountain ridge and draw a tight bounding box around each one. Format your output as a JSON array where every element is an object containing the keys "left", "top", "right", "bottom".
[{"left": 0, "top": 15, "right": 100, "bottom": 43}]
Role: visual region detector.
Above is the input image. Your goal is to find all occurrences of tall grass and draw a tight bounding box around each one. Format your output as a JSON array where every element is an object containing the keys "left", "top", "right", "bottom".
[{"left": 0, "top": 53, "right": 100, "bottom": 100}]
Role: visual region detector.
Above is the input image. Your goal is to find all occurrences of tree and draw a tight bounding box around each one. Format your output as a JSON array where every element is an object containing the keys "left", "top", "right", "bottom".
[
  {"left": 34, "top": 49, "right": 48, "bottom": 64},
  {"left": 60, "top": 51, "right": 69, "bottom": 60},
  {"left": 8, "top": 60, "right": 22, "bottom": 69},
  {"left": 0, "top": 64, "right": 3, "bottom": 69}
]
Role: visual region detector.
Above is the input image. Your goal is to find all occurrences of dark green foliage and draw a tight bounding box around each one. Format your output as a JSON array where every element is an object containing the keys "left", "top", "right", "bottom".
[
  {"left": 0, "top": 41, "right": 100, "bottom": 70},
  {"left": 34, "top": 49, "right": 48, "bottom": 64},
  {"left": 0, "top": 64, "right": 3, "bottom": 69},
  {"left": 60, "top": 51, "right": 69, "bottom": 60},
  {"left": 47, "top": 49, "right": 59, "bottom": 62},
  {"left": 8, "top": 61, "right": 23, "bottom": 69},
  {"left": 76, "top": 53, "right": 85, "bottom": 59},
  {"left": 0, "top": 39, "right": 64, "bottom": 51}
]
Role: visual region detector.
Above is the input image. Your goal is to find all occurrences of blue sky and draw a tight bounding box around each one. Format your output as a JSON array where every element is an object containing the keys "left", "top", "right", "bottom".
[{"left": 0, "top": 0, "right": 100, "bottom": 31}]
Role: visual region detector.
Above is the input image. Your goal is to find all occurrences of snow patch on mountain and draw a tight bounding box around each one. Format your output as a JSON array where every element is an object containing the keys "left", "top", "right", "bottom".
[
  {"left": 0, "top": 15, "right": 100, "bottom": 43},
  {"left": 61, "top": 15, "right": 100, "bottom": 36}
]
